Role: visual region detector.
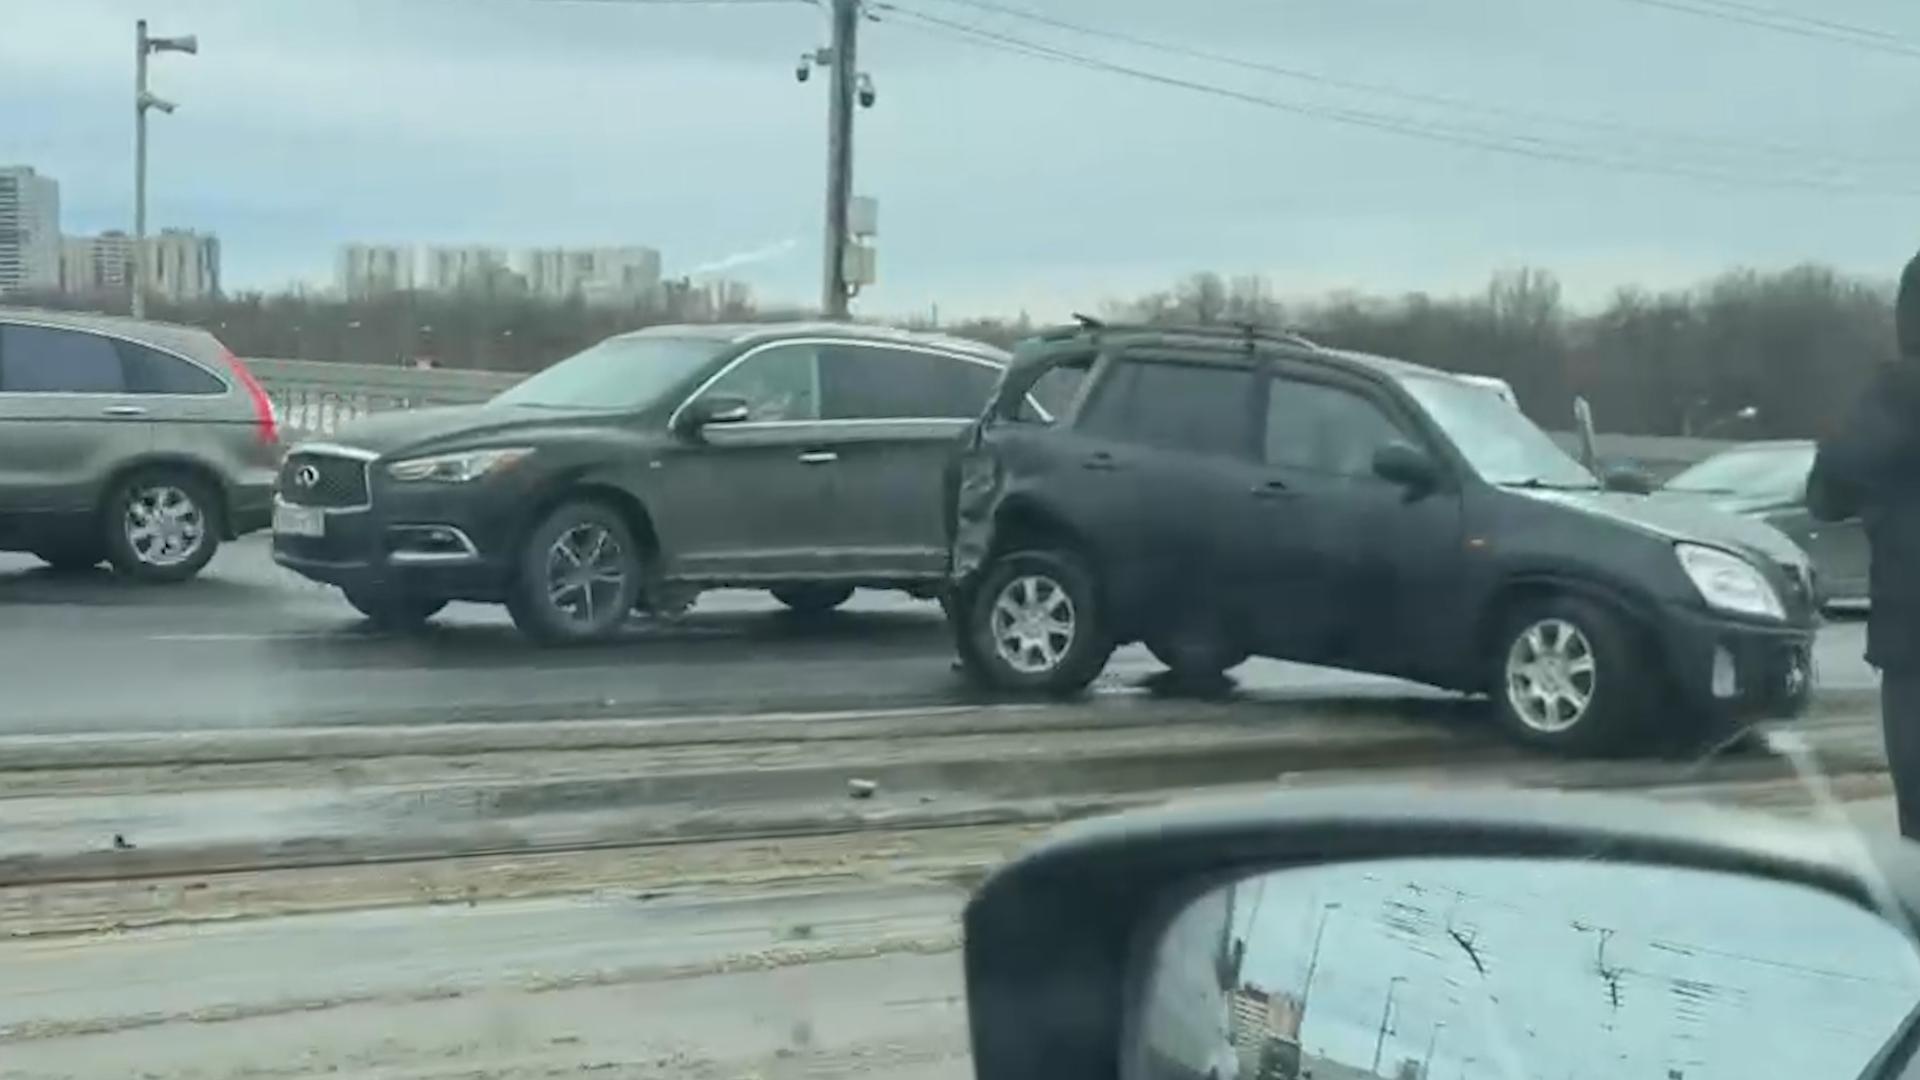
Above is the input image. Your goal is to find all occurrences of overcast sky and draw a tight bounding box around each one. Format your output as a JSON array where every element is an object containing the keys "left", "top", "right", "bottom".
[{"left": 7, "top": 0, "right": 1920, "bottom": 318}]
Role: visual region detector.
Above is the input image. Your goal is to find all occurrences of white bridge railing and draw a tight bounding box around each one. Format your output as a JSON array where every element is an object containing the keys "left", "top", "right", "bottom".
[{"left": 246, "top": 358, "right": 523, "bottom": 436}]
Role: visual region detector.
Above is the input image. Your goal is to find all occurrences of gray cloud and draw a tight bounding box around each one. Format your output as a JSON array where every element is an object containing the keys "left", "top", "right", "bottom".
[{"left": 7, "top": 0, "right": 1919, "bottom": 316}]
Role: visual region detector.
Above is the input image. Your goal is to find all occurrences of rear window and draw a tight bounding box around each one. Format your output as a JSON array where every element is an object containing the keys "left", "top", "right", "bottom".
[{"left": 119, "top": 342, "right": 227, "bottom": 395}]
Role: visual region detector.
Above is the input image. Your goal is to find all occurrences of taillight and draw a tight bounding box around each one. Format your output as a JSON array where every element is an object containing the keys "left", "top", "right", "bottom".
[{"left": 222, "top": 350, "right": 280, "bottom": 447}]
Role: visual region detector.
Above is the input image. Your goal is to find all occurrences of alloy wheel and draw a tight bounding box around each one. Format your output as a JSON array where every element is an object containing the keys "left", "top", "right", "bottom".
[
  {"left": 989, "top": 573, "right": 1076, "bottom": 674},
  {"left": 124, "top": 484, "right": 207, "bottom": 567},
  {"left": 545, "top": 522, "right": 627, "bottom": 627},
  {"left": 1505, "top": 618, "right": 1598, "bottom": 733}
]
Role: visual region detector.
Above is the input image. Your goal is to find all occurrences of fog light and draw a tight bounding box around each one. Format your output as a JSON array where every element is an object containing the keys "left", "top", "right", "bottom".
[
  {"left": 1712, "top": 646, "right": 1738, "bottom": 699},
  {"left": 386, "top": 525, "right": 477, "bottom": 561}
]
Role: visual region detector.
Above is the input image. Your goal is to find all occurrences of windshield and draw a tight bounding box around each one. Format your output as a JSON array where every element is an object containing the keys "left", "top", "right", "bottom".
[
  {"left": 492, "top": 336, "right": 723, "bottom": 410},
  {"left": 1401, "top": 375, "right": 1599, "bottom": 488},
  {"left": 1665, "top": 445, "right": 1813, "bottom": 501}
]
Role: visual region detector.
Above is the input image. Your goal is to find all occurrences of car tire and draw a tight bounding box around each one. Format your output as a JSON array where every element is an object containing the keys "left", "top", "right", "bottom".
[
  {"left": 771, "top": 584, "right": 854, "bottom": 615},
  {"left": 960, "top": 549, "right": 1112, "bottom": 696},
  {"left": 1487, "top": 595, "right": 1658, "bottom": 756},
  {"left": 506, "top": 500, "right": 643, "bottom": 645},
  {"left": 103, "top": 469, "right": 222, "bottom": 583},
  {"left": 33, "top": 545, "right": 105, "bottom": 573},
  {"left": 344, "top": 588, "right": 448, "bottom": 630},
  {"left": 1145, "top": 619, "right": 1250, "bottom": 684}
]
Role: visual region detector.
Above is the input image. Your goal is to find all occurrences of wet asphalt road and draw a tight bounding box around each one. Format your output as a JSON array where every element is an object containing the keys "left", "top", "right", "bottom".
[{"left": 0, "top": 536, "right": 1880, "bottom": 735}]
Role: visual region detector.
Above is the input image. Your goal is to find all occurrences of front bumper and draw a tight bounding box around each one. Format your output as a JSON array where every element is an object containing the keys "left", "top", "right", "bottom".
[
  {"left": 271, "top": 481, "right": 524, "bottom": 601},
  {"left": 1658, "top": 601, "right": 1815, "bottom": 722}
]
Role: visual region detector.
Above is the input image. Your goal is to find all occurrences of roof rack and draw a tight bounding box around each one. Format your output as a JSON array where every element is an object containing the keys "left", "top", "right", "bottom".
[{"left": 1047, "top": 319, "right": 1319, "bottom": 351}]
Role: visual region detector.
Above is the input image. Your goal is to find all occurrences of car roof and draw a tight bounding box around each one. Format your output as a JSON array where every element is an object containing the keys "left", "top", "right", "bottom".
[
  {"left": 619, "top": 320, "right": 1011, "bottom": 363},
  {"left": 1017, "top": 322, "right": 1451, "bottom": 383},
  {"left": 0, "top": 304, "right": 222, "bottom": 358}
]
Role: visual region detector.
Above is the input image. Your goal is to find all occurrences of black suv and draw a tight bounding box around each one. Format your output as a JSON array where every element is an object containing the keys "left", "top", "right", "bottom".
[
  {"left": 947, "top": 323, "right": 1817, "bottom": 754},
  {"left": 272, "top": 322, "right": 1022, "bottom": 642}
]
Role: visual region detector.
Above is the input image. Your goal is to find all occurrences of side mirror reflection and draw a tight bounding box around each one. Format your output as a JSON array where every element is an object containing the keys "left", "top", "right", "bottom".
[{"left": 1135, "top": 857, "right": 1920, "bottom": 1080}]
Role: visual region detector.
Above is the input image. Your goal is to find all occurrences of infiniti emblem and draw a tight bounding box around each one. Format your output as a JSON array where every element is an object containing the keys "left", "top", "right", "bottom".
[{"left": 293, "top": 464, "right": 321, "bottom": 488}]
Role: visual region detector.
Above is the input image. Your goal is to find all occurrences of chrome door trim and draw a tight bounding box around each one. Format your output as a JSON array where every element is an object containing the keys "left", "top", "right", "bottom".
[{"left": 668, "top": 336, "right": 1029, "bottom": 430}]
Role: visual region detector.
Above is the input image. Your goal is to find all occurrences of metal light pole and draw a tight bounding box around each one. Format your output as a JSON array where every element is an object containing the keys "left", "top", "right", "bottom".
[
  {"left": 822, "top": 0, "right": 857, "bottom": 318},
  {"left": 798, "top": 0, "right": 875, "bottom": 319},
  {"left": 1370, "top": 976, "right": 1408, "bottom": 1076},
  {"left": 133, "top": 20, "right": 196, "bottom": 319}
]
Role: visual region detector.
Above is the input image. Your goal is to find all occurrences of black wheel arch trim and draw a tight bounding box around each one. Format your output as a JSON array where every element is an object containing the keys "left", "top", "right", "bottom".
[
  {"left": 511, "top": 476, "right": 660, "bottom": 576},
  {"left": 1473, "top": 568, "right": 1668, "bottom": 687}
]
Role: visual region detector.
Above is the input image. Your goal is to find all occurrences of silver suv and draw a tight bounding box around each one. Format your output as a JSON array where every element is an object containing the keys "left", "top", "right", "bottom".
[{"left": 0, "top": 308, "right": 280, "bottom": 581}]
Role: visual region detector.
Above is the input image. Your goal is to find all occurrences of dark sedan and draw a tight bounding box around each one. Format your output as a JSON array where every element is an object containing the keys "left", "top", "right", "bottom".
[
  {"left": 1658, "top": 440, "right": 1868, "bottom": 606},
  {"left": 271, "top": 322, "right": 1017, "bottom": 642}
]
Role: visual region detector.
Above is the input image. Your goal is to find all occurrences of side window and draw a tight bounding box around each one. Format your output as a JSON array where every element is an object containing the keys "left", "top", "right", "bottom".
[
  {"left": 0, "top": 324, "right": 126, "bottom": 393},
  {"left": 700, "top": 343, "right": 820, "bottom": 421},
  {"left": 819, "top": 345, "right": 999, "bottom": 420},
  {"left": 1264, "top": 376, "right": 1408, "bottom": 478},
  {"left": 1078, "top": 359, "right": 1255, "bottom": 457},
  {"left": 119, "top": 343, "right": 226, "bottom": 395}
]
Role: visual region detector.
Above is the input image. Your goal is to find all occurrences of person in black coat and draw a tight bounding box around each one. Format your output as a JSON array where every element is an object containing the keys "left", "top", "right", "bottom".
[{"left": 1808, "top": 251, "right": 1920, "bottom": 838}]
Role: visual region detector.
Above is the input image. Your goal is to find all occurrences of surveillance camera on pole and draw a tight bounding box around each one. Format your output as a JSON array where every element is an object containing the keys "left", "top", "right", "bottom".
[
  {"left": 133, "top": 19, "right": 196, "bottom": 319},
  {"left": 857, "top": 72, "right": 876, "bottom": 109}
]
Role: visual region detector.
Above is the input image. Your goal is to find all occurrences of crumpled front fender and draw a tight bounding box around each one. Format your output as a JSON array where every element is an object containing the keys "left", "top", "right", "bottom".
[{"left": 948, "top": 432, "right": 1005, "bottom": 589}]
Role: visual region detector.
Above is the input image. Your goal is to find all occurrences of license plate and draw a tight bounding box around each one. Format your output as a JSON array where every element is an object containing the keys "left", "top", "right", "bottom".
[{"left": 273, "top": 503, "right": 324, "bottom": 538}]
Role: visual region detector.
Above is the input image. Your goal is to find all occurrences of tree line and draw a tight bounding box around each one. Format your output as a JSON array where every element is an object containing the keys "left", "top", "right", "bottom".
[
  {"left": 1085, "top": 265, "right": 1895, "bottom": 439},
  {"left": 11, "top": 262, "right": 1896, "bottom": 438}
]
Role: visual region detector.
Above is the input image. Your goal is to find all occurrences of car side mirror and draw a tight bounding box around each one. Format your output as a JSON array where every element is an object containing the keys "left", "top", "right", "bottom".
[
  {"left": 1372, "top": 441, "right": 1439, "bottom": 492},
  {"left": 962, "top": 790, "right": 1920, "bottom": 1080},
  {"left": 678, "top": 395, "right": 750, "bottom": 437},
  {"left": 1603, "top": 465, "right": 1656, "bottom": 495}
]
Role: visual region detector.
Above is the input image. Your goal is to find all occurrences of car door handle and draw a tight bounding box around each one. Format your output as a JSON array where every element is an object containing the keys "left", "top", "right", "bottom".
[
  {"left": 1251, "top": 480, "right": 1298, "bottom": 499},
  {"left": 798, "top": 450, "right": 838, "bottom": 464},
  {"left": 1082, "top": 452, "right": 1121, "bottom": 471},
  {"left": 101, "top": 405, "right": 147, "bottom": 418}
]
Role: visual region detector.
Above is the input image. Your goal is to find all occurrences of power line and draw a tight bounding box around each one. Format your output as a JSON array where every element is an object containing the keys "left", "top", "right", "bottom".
[
  {"left": 1603, "top": 0, "right": 1920, "bottom": 59},
  {"left": 877, "top": 4, "right": 1918, "bottom": 196},
  {"left": 920, "top": 0, "right": 1920, "bottom": 171}
]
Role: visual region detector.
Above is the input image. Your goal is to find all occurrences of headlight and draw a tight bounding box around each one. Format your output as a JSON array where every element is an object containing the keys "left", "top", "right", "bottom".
[
  {"left": 1676, "top": 543, "right": 1785, "bottom": 620},
  {"left": 385, "top": 447, "right": 533, "bottom": 483}
]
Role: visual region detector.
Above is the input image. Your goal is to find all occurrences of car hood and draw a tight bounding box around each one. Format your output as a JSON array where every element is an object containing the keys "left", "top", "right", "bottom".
[
  {"left": 1508, "top": 487, "right": 1808, "bottom": 566},
  {"left": 304, "top": 404, "right": 586, "bottom": 457},
  {"left": 1648, "top": 488, "right": 1799, "bottom": 517}
]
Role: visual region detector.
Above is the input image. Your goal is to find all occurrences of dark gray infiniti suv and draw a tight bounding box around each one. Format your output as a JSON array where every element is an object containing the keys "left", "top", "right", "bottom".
[{"left": 272, "top": 322, "right": 1029, "bottom": 642}]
